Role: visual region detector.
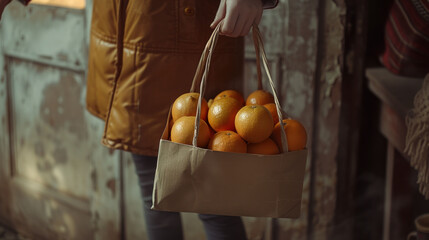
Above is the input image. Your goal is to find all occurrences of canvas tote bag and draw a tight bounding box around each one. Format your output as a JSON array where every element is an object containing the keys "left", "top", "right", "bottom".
[{"left": 152, "top": 23, "right": 308, "bottom": 218}]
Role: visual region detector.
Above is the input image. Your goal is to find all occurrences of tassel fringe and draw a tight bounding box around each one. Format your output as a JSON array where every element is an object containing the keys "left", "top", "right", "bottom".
[{"left": 404, "top": 74, "right": 429, "bottom": 199}]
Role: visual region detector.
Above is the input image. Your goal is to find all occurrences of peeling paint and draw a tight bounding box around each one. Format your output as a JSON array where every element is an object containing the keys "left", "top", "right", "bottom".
[
  {"left": 37, "top": 161, "right": 53, "bottom": 172},
  {"left": 7, "top": 57, "right": 93, "bottom": 199},
  {"left": 0, "top": 9, "right": 13, "bottom": 230},
  {"left": 90, "top": 169, "right": 98, "bottom": 192},
  {"left": 2, "top": 2, "right": 85, "bottom": 71},
  {"left": 108, "top": 148, "right": 115, "bottom": 155},
  {"left": 257, "top": 0, "right": 319, "bottom": 239},
  {"left": 325, "top": 67, "right": 341, "bottom": 98},
  {"left": 321, "top": 98, "right": 334, "bottom": 117},
  {"left": 53, "top": 146, "right": 68, "bottom": 164},
  {"left": 34, "top": 142, "right": 45, "bottom": 157},
  {"left": 92, "top": 211, "right": 100, "bottom": 231},
  {"left": 57, "top": 52, "right": 69, "bottom": 62},
  {"left": 285, "top": 71, "right": 308, "bottom": 118},
  {"left": 310, "top": 0, "right": 346, "bottom": 239},
  {"left": 106, "top": 179, "right": 116, "bottom": 198},
  {"left": 40, "top": 72, "right": 87, "bottom": 139}
]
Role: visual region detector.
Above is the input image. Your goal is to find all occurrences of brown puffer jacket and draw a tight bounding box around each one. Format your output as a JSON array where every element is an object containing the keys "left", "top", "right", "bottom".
[{"left": 86, "top": 0, "right": 248, "bottom": 156}]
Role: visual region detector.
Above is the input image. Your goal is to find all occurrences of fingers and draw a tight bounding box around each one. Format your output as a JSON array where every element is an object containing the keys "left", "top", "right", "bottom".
[
  {"left": 221, "top": 2, "right": 239, "bottom": 36},
  {"left": 223, "top": 14, "right": 246, "bottom": 37},
  {"left": 244, "top": 8, "right": 262, "bottom": 36},
  {"left": 214, "top": 0, "right": 263, "bottom": 38},
  {"left": 210, "top": 0, "right": 226, "bottom": 28},
  {"left": 240, "top": 17, "right": 253, "bottom": 37},
  {"left": 254, "top": 7, "right": 263, "bottom": 26}
]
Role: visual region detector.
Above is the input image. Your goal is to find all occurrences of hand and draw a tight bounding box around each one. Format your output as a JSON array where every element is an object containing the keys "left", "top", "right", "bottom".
[
  {"left": 211, "top": 0, "right": 263, "bottom": 37},
  {"left": 0, "top": 0, "right": 12, "bottom": 20}
]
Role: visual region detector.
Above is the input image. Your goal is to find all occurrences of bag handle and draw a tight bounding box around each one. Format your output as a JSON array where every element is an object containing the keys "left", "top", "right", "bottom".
[
  {"left": 192, "top": 23, "right": 289, "bottom": 153},
  {"left": 190, "top": 24, "right": 263, "bottom": 93},
  {"left": 190, "top": 29, "right": 218, "bottom": 93},
  {"left": 252, "top": 27, "right": 263, "bottom": 90}
]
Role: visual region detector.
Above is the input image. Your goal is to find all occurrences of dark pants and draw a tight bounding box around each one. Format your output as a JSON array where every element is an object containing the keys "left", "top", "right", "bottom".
[{"left": 132, "top": 154, "right": 247, "bottom": 240}]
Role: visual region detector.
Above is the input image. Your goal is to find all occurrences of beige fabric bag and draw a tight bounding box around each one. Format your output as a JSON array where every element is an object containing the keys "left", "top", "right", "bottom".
[{"left": 152, "top": 24, "right": 308, "bottom": 218}]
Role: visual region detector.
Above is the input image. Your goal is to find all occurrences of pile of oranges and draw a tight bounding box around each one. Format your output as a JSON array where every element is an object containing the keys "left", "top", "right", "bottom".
[{"left": 169, "top": 89, "right": 307, "bottom": 155}]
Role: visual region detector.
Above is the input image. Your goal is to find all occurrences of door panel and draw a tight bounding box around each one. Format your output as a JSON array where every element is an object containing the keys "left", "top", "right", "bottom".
[
  {"left": 9, "top": 59, "right": 89, "bottom": 198},
  {"left": 1, "top": 4, "right": 86, "bottom": 72},
  {"left": 0, "top": 32, "right": 13, "bottom": 226},
  {"left": 10, "top": 177, "right": 92, "bottom": 240},
  {"left": 0, "top": 2, "right": 121, "bottom": 240}
]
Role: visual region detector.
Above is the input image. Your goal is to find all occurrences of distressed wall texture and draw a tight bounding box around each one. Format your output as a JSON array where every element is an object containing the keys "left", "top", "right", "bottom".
[
  {"left": 243, "top": 0, "right": 319, "bottom": 239},
  {"left": 0, "top": 2, "right": 121, "bottom": 240},
  {"left": 309, "top": 0, "right": 346, "bottom": 240}
]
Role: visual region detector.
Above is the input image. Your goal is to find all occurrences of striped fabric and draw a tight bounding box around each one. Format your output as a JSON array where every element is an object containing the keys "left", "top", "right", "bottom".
[{"left": 381, "top": 0, "right": 429, "bottom": 78}]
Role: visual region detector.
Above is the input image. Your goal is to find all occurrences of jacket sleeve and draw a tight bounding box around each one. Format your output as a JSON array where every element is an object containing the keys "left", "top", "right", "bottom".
[{"left": 263, "top": 0, "right": 279, "bottom": 9}]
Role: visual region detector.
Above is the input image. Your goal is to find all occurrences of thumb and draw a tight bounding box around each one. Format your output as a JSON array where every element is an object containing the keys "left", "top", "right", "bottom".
[{"left": 211, "top": 0, "right": 226, "bottom": 28}]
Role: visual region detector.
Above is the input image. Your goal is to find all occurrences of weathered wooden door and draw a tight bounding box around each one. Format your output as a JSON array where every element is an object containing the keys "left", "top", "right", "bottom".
[{"left": 0, "top": 1, "right": 122, "bottom": 240}]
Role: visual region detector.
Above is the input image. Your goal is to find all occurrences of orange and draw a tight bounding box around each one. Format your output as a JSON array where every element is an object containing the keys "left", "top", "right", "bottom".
[
  {"left": 234, "top": 105, "right": 274, "bottom": 143},
  {"left": 247, "top": 138, "right": 279, "bottom": 155},
  {"left": 214, "top": 90, "right": 245, "bottom": 106},
  {"left": 263, "top": 103, "right": 280, "bottom": 126},
  {"left": 170, "top": 116, "right": 211, "bottom": 148},
  {"left": 208, "top": 131, "right": 247, "bottom": 153},
  {"left": 271, "top": 119, "right": 307, "bottom": 152},
  {"left": 246, "top": 90, "right": 274, "bottom": 106},
  {"left": 208, "top": 97, "right": 242, "bottom": 132},
  {"left": 172, "top": 93, "right": 208, "bottom": 122}
]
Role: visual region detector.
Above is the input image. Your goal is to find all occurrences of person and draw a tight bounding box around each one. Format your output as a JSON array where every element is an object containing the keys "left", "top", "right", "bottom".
[
  {"left": 1, "top": 0, "right": 277, "bottom": 239},
  {"left": 87, "top": 1, "right": 278, "bottom": 239}
]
